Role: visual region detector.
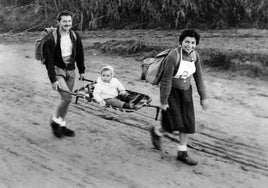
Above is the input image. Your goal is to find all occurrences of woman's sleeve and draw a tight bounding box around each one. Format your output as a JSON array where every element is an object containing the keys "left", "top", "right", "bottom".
[
  {"left": 160, "top": 51, "right": 177, "bottom": 105},
  {"left": 193, "top": 52, "right": 208, "bottom": 100}
]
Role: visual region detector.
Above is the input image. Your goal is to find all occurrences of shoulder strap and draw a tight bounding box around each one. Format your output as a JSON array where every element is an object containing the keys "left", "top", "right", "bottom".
[
  {"left": 175, "top": 48, "right": 180, "bottom": 66},
  {"left": 173, "top": 48, "right": 180, "bottom": 75},
  {"left": 51, "top": 29, "right": 77, "bottom": 46},
  {"left": 192, "top": 50, "right": 197, "bottom": 62},
  {"left": 52, "top": 30, "right": 57, "bottom": 45},
  {"left": 70, "top": 30, "right": 77, "bottom": 40},
  {"left": 173, "top": 48, "right": 197, "bottom": 74}
]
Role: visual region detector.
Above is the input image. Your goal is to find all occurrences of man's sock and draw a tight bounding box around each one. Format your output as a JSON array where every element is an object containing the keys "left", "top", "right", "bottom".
[
  {"left": 52, "top": 116, "right": 62, "bottom": 125},
  {"left": 177, "top": 144, "right": 187, "bottom": 151}
]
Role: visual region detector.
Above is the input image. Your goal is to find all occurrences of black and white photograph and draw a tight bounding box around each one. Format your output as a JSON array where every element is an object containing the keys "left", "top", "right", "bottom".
[{"left": 0, "top": 0, "right": 267, "bottom": 187}]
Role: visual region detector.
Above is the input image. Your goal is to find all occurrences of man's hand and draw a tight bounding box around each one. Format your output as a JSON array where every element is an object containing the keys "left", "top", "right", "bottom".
[
  {"left": 79, "top": 73, "right": 85, "bottom": 81},
  {"left": 52, "top": 81, "right": 60, "bottom": 91},
  {"left": 200, "top": 99, "right": 209, "bottom": 111},
  {"left": 160, "top": 104, "right": 169, "bottom": 111}
]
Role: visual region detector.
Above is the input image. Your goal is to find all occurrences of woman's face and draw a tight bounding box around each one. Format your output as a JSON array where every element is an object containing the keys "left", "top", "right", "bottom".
[
  {"left": 101, "top": 70, "right": 112, "bottom": 83},
  {"left": 181, "top": 37, "right": 196, "bottom": 53}
]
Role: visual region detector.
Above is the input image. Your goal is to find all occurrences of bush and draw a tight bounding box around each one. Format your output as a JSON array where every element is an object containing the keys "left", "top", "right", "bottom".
[
  {"left": 1, "top": 0, "right": 268, "bottom": 32},
  {"left": 93, "top": 40, "right": 156, "bottom": 55},
  {"left": 202, "top": 49, "right": 232, "bottom": 70}
]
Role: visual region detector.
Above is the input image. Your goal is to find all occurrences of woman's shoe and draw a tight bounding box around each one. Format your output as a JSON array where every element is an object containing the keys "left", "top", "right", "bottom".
[
  {"left": 61, "top": 126, "right": 75, "bottom": 137},
  {"left": 150, "top": 126, "right": 162, "bottom": 150},
  {"left": 177, "top": 151, "right": 198, "bottom": 165}
]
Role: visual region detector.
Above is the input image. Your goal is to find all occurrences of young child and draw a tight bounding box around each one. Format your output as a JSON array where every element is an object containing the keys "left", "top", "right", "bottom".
[{"left": 93, "top": 65, "right": 135, "bottom": 109}]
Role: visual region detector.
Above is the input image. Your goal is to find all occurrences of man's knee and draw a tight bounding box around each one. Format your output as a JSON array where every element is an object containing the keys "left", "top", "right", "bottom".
[{"left": 61, "top": 94, "right": 72, "bottom": 104}]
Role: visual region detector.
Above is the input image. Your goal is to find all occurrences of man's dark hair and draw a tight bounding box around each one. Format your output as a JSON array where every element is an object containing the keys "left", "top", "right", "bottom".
[
  {"left": 179, "top": 29, "right": 200, "bottom": 45},
  {"left": 57, "top": 10, "right": 73, "bottom": 21}
]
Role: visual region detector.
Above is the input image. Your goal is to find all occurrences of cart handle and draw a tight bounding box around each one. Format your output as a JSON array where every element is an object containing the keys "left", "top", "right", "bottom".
[
  {"left": 146, "top": 104, "right": 160, "bottom": 121},
  {"left": 79, "top": 78, "right": 95, "bottom": 83},
  {"left": 58, "top": 88, "right": 90, "bottom": 100}
]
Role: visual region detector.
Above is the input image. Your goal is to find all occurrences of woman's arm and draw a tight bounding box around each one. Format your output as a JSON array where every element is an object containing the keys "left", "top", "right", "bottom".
[
  {"left": 160, "top": 50, "right": 177, "bottom": 105},
  {"left": 193, "top": 52, "right": 207, "bottom": 100},
  {"left": 193, "top": 52, "right": 209, "bottom": 110}
]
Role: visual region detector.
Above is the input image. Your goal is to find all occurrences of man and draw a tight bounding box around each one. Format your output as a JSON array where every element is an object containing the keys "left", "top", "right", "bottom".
[{"left": 43, "top": 10, "right": 85, "bottom": 138}]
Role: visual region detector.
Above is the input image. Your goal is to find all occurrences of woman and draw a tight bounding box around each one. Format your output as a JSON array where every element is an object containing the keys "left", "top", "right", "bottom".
[{"left": 150, "top": 29, "right": 209, "bottom": 165}]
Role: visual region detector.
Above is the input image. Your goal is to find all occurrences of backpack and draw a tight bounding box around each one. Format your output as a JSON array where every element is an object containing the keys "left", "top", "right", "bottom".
[
  {"left": 141, "top": 48, "right": 196, "bottom": 85},
  {"left": 34, "top": 27, "right": 57, "bottom": 64},
  {"left": 34, "top": 27, "right": 77, "bottom": 64}
]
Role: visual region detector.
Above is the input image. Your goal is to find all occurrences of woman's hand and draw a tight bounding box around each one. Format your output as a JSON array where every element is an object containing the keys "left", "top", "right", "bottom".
[
  {"left": 160, "top": 104, "right": 169, "bottom": 111},
  {"left": 200, "top": 99, "right": 209, "bottom": 111},
  {"left": 79, "top": 73, "right": 85, "bottom": 81}
]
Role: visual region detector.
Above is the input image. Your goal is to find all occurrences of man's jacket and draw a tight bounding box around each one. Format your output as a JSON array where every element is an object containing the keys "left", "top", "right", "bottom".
[{"left": 43, "top": 28, "right": 85, "bottom": 83}]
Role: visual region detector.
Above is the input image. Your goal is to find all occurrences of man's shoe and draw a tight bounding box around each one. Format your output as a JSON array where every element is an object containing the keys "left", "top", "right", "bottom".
[
  {"left": 50, "top": 121, "right": 63, "bottom": 138},
  {"left": 177, "top": 151, "right": 198, "bottom": 165},
  {"left": 61, "top": 126, "right": 75, "bottom": 137},
  {"left": 150, "top": 126, "right": 162, "bottom": 150}
]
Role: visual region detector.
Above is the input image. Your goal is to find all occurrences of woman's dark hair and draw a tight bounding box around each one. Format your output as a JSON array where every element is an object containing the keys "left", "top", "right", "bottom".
[
  {"left": 179, "top": 29, "right": 200, "bottom": 45},
  {"left": 57, "top": 10, "right": 73, "bottom": 21}
]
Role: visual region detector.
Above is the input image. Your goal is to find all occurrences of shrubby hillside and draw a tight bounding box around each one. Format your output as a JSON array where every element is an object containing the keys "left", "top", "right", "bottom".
[{"left": 0, "top": 0, "right": 267, "bottom": 32}]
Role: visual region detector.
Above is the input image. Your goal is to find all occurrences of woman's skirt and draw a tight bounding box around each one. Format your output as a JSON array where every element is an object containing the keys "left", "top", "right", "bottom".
[{"left": 161, "top": 86, "right": 195, "bottom": 134}]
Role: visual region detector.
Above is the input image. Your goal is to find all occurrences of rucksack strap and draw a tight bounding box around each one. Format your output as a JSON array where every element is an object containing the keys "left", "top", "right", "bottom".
[
  {"left": 173, "top": 48, "right": 180, "bottom": 75},
  {"left": 52, "top": 31, "right": 57, "bottom": 45},
  {"left": 51, "top": 29, "right": 77, "bottom": 46},
  {"left": 70, "top": 30, "right": 77, "bottom": 40}
]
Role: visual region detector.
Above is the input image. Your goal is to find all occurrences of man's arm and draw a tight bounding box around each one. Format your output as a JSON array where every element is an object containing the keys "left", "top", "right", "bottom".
[
  {"left": 74, "top": 32, "right": 85, "bottom": 74},
  {"left": 43, "top": 37, "right": 57, "bottom": 84}
]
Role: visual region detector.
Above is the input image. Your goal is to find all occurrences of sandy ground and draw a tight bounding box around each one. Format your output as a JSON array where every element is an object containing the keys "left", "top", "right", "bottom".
[{"left": 0, "top": 34, "right": 268, "bottom": 188}]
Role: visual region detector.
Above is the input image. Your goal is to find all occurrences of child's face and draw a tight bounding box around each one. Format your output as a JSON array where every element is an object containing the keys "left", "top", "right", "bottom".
[
  {"left": 101, "top": 70, "right": 112, "bottom": 83},
  {"left": 181, "top": 36, "right": 196, "bottom": 53}
]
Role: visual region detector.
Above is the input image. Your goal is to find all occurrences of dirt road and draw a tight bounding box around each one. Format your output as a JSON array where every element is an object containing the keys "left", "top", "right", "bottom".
[{"left": 0, "top": 39, "right": 267, "bottom": 188}]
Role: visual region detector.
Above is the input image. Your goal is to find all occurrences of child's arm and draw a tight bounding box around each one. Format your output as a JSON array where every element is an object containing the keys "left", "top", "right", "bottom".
[
  {"left": 93, "top": 83, "right": 106, "bottom": 106},
  {"left": 116, "top": 79, "right": 126, "bottom": 95}
]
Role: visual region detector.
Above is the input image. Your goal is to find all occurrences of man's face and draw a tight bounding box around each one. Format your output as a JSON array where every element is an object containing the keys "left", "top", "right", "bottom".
[
  {"left": 101, "top": 70, "right": 112, "bottom": 83},
  {"left": 58, "top": 15, "right": 72, "bottom": 32}
]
